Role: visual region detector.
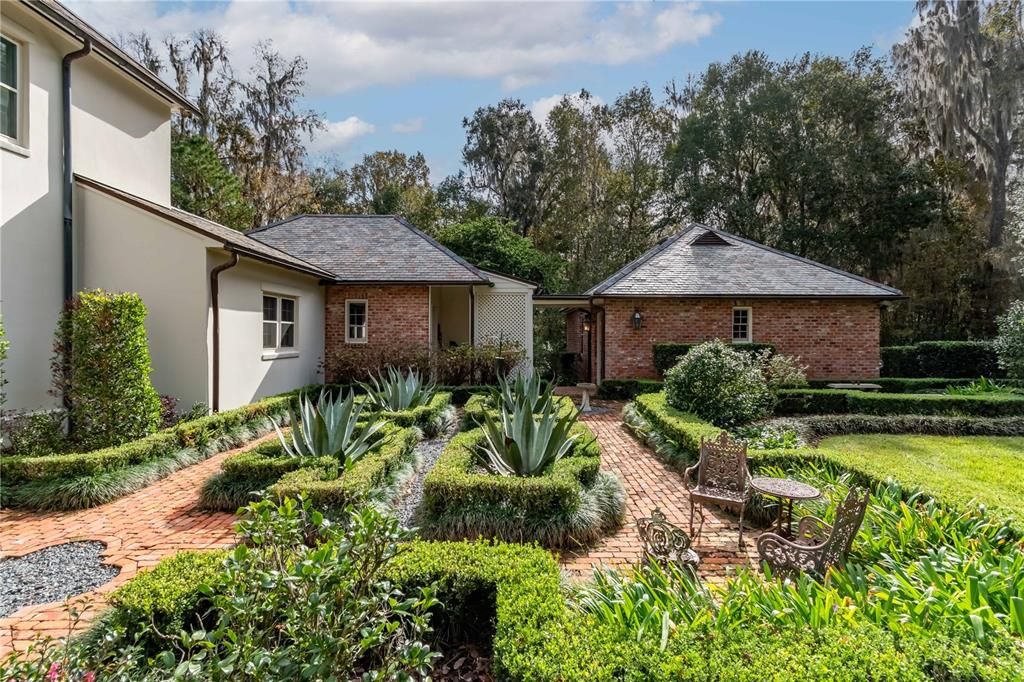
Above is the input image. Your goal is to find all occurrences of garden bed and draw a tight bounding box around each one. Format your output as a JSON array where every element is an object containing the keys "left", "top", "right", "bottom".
[{"left": 776, "top": 387, "right": 1024, "bottom": 417}]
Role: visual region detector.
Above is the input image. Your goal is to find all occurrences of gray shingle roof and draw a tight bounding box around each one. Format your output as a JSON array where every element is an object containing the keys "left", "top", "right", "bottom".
[
  {"left": 247, "top": 215, "right": 489, "bottom": 284},
  {"left": 74, "top": 175, "right": 333, "bottom": 279},
  {"left": 587, "top": 224, "right": 903, "bottom": 298}
]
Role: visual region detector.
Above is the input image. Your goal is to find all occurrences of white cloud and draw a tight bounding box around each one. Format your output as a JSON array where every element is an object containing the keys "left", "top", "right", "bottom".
[
  {"left": 68, "top": 1, "right": 721, "bottom": 95},
  {"left": 391, "top": 117, "right": 424, "bottom": 134},
  {"left": 530, "top": 91, "right": 605, "bottom": 124},
  {"left": 307, "top": 116, "right": 375, "bottom": 155}
]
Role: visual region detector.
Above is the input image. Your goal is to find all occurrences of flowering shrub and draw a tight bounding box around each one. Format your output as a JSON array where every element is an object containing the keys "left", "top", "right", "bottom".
[
  {"left": 757, "top": 351, "right": 808, "bottom": 390},
  {"left": 664, "top": 340, "right": 772, "bottom": 427},
  {"left": 994, "top": 300, "right": 1024, "bottom": 379}
]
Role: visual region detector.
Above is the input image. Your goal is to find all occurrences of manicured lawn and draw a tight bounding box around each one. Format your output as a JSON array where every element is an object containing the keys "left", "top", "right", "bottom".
[{"left": 819, "top": 434, "right": 1024, "bottom": 523}]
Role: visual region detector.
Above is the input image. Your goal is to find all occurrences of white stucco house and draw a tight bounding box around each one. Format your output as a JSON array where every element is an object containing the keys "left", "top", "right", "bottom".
[{"left": 1, "top": 0, "right": 534, "bottom": 414}]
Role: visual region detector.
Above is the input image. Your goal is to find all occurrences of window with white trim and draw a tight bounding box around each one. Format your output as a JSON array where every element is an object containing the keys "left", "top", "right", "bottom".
[
  {"left": 262, "top": 294, "right": 296, "bottom": 351},
  {"left": 346, "top": 299, "right": 367, "bottom": 343},
  {"left": 1, "top": 36, "right": 20, "bottom": 141},
  {"left": 732, "top": 307, "right": 751, "bottom": 343}
]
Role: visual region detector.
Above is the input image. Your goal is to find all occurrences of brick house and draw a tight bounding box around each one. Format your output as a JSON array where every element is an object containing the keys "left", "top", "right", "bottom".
[
  {"left": 557, "top": 224, "right": 903, "bottom": 382},
  {"left": 248, "top": 215, "right": 536, "bottom": 381}
]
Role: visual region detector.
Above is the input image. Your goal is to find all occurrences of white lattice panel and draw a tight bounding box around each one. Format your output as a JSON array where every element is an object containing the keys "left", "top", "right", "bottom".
[{"left": 475, "top": 292, "right": 528, "bottom": 348}]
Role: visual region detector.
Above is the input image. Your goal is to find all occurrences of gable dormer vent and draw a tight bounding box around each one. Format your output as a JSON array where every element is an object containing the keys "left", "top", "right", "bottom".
[{"left": 690, "top": 230, "right": 731, "bottom": 246}]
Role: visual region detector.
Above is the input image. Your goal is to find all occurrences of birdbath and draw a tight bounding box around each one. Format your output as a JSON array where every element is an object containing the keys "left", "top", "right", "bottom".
[{"left": 576, "top": 382, "right": 597, "bottom": 412}]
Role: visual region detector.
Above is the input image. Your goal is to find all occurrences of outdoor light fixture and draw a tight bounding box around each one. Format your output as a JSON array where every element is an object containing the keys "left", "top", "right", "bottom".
[
  {"left": 582, "top": 313, "right": 592, "bottom": 333},
  {"left": 632, "top": 309, "right": 643, "bottom": 330}
]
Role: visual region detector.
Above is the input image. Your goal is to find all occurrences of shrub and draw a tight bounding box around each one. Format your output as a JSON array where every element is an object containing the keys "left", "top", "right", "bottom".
[
  {"left": 796, "top": 414, "right": 1024, "bottom": 439},
  {"left": 776, "top": 388, "right": 1024, "bottom": 417},
  {"left": 433, "top": 342, "right": 526, "bottom": 385},
  {"left": 758, "top": 352, "right": 808, "bottom": 389},
  {"left": 881, "top": 340, "right": 1002, "bottom": 378},
  {"left": 653, "top": 341, "right": 774, "bottom": 375},
  {"left": 53, "top": 290, "right": 161, "bottom": 450},
  {"left": 0, "top": 315, "right": 7, "bottom": 409},
  {"left": 628, "top": 393, "right": 722, "bottom": 470},
  {"left": 945, "top": 376, "right": 1013, "bottom": 395},
  {"left": 597, "top": 378, "right": 663, "bottom": 400},
  {"left": 994, "top": 300, "right": 1024, "bottom": 379},
  {"left": 4, "top": 410, "right": 68, "bottom": 455},
  {"left": 664, "top": 340, "right": 773, "bottom": 427}
]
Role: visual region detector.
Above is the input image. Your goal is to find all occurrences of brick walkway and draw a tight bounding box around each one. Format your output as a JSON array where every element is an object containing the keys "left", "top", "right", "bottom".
[
  {"left": 560, "top": 402, "right": 759, "bottom": 582},
  {"left": 0, "top": 436, "right": 270, "bottom": 654}
]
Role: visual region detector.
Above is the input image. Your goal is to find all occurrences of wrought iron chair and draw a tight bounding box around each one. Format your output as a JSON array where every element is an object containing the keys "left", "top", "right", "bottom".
[
  {"left": 637, "top": 507, "right": 699, "bottom": 573},
  {"left": 756, "top": 487, "right": 870, "bottom": 578},
  {"left": 683, "top": 432, "right": 751, "bottom": 547}
]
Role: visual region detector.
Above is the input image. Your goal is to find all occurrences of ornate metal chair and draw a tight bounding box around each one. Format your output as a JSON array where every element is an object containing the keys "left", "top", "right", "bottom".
[
  {"left": 637, "top": 507, "right": 699, "bottom": 573},
  {"left": 683, "top": 433, "right": 751, "bottom": 547},
  {"left": 756, "top": 487, "right": 870, "bottom": 578}
]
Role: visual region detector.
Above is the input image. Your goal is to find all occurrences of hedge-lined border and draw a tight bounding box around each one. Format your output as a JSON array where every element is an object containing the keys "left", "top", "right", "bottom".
[
  {"left": 374, "top": 392, "right": 453, "bottom": 433},
  {"left": 776, "top": 388, "right": 1024, "bottom": 417},
  {"left": 881, "top": 340, "right": 1003, "bottom": 378},
  {"left": 418, "top": 422, "right": 623, "bottom": 548},
  {"left": 199, "top": 425, "right": 419, "bottom": 512}
]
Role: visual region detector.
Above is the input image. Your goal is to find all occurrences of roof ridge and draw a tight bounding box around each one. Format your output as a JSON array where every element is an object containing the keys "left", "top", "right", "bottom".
[
  {"left": 245, "top": 214, "right": 308, "bottom": 235},
  {"left": 702, "top": 225, "right": 903, "bottom": 296},
  {"left": 586, "top": 224, "right": 701, "bottom": 295}
]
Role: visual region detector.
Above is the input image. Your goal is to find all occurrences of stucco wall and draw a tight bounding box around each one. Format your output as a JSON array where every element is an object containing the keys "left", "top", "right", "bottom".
[
  {"left": 215, "top": 258, "right": 324, "bottom": 410},
  {"left": 600, "top": 298, "right": 882, "bottom": 380},
  {"left": 0, "top": 4, "right": 173, "bottom": 412},
  {"left": 76, "top": 184, "right": 212, "bottom": 407}
]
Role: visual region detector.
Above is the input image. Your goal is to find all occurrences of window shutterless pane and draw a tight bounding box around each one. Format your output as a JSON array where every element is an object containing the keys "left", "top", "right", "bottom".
[
  {"left": 0, "top": 38, "right": 16, "bottom": 89},
  {"left": 262, "top": 296, "right": 277, "bottom": 322},
  {"left": 262, "top": 322, "right": 277, "bottom": 349},
  {"left": 280, "top": 298, "right": 295, "bottom": 322},
  {"left": 0, "top": 88, "right": 15, "bottom": 139},
  {"left": 349, "top": 302, "right": 366, "bottom": 324},
  {"left": 280, "top": 323, "right": 295, "bottom": 348}
]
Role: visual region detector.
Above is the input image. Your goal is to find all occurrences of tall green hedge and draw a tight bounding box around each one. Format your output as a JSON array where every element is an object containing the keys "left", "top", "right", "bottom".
[
  {"left": 880, "top": 340, "right": 1002, "bottom": 378},
  {"left": 57, "top": 290, "right": 161, "bottom": 450},
  {"left": 776, "top": 388, "right": 1024, "bottom": 417},
  {"left": 653, "top": 342, "right": 774, "bottom": 375}
]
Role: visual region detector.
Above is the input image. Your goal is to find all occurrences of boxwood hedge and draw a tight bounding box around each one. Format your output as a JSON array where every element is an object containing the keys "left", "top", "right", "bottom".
[
  {"left": 881, "top": 340, "right": 1002, "bottom": 378},
  {"left": 776, "top": 388, "right": 1024, "bottom": 417}
]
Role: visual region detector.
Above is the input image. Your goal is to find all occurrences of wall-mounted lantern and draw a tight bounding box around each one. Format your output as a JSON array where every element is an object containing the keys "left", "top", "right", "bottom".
[
  {"left": 632, "top": 309, "right": 644, "bottom": 330},
  {"left": 582, "top": 312, "right": 592, "bottom": 333}
]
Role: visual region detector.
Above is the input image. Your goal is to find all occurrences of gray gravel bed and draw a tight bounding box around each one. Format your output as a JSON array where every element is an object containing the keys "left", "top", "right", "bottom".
[
  {"left": 395, "top": 425, "right": 457, "bottom": 529},
  {"left": 0, "top": 541, "right": 119, "bottom": 617}
]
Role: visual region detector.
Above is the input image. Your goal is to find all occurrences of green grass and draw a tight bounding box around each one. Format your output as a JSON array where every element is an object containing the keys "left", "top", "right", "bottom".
[{"left": 818, "top": 434, "right": 1024, "bottom": 525}]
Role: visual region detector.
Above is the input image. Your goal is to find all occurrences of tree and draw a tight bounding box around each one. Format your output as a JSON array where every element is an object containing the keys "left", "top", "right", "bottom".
[
  {"left": 348, "top": 151, "right": 439, "bottom": 230},
  {"left": 462, "top": 100, "right": 549, "bottom": 236},
  {"left": 893, "top": 0, "right": 1024, "bottom": 247},
  {"left": 172, "top": 135, "right": 254, "bottom": 230},
  {"left": 120, "top": 32, "right": 163, "bottom": 74},
  {"left": 436, "top": 217, "right": 562, "bottom": 289}
]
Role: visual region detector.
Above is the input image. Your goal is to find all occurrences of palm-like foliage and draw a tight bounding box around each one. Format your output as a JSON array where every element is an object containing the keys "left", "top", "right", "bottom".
[
  {"left": 491, "top": 371, "right": 548, "bottom": 414},
  {"left": 477, "top": 393, "right": 579, "bottom": 477},
  {"left": 276, "top": 390, "right": 385, "bottom": 468},
  {"left": 360, "top": 367, "right": 436, "bottom": 411}
]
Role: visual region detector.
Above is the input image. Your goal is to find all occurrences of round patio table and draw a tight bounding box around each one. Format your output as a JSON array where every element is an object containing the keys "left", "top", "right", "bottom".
[{"left": 750, "top": 477, "right": 821, "bottom": 537}]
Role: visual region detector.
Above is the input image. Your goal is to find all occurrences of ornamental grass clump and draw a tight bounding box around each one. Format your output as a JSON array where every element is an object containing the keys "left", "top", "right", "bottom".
[
  {"left": 276, "top": 389, "right": 385, "bottom": 468},
  {"left": 664, "top": 339, "right": 772, "bottom": 427},
  {"left": 476, "top": 381, "right": 580, "bottom": 476},
  {"left": 360, "top": 366, "right": 436, "bottom": 411}
]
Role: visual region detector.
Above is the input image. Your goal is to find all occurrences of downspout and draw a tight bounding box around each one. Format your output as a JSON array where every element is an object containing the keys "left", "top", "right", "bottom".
[
  {"left": 210, "top": 251, "right": 239, "bottom": 413},
  {"left": 62, "top": 38, "right": 92, "bottom": 303}
]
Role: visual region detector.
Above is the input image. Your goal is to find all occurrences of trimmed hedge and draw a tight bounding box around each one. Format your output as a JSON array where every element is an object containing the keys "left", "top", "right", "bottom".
[
  {"left": 418, "top": 426, "right": 623, "bottom": 548},
  {"left": 776, "top": 388, "right": 1024, "bottom": 417},
  {"left": 597, "top": 379, "right": 663, "bottom": 400},
  {"left": 200, "top": 424, "right": 419, "bottom": 512},
  {"left": 653, "top": 342, "right": 774, "bottom": 375},
  {"left": 881, "top": 340, "right": 1002, "bottom": 378},
  {"left": 796, "top": 414, "right": 1024, "bottom": 440},
  {"left": 375, "top": 391, "right": 452, "bottom": 431},
  {"left": 630, "top": 392, "right": 721, "bottom": 469}
]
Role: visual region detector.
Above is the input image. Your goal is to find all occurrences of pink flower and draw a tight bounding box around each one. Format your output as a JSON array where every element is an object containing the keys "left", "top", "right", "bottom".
[
  {"left": 46, "top": 662, "right": 60, "bottom": 681},
  {"left": 83, "top": 673, "right": 96, "bottom": 682}
]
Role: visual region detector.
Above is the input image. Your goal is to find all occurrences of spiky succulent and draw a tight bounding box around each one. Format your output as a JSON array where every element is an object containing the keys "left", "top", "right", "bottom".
[
  {"left": 360, "top": 367, "right": 436, "bottom": 411},
  {"left": 491, "top": 371, "right": 549, "bottom": 414},
  {"left": 477, "top": 393, "right": 580, "bottom": 477},
  {"left": 275, "top": 389, "right": 385, "bottom": 468}
]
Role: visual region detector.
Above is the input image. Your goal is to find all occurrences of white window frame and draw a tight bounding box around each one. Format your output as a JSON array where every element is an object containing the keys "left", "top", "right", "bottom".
[
  {"left": 732, "top": 306, "right": 752, "bottom": 344},
  {"left": 262, "top": 293, "right": 298, "bottom": 358},
  {"left": 0, "top": 30, "right": 29, "bottom": 155},
  {"left": 345, "top": 299, "right": 368, "bottom": 344}
]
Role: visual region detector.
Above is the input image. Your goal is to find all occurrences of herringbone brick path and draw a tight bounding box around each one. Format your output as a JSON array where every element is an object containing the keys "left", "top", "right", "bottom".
[
  {"left": 561, "top": 402, "right": 759, "bottom": 581},
  {"left": 0, "top": 436, "right": 272, "bottom": 654}
]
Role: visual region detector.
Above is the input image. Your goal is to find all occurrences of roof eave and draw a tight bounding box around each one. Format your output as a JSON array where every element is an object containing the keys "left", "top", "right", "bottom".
[{"left": 596, "top": 292, "right": 906, "bottom": 300}]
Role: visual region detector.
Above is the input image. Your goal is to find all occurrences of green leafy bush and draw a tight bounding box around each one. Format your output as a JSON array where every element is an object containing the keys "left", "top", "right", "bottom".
[
  {"left": 596, "top": 378, "right": 663, "bottom": 400},
  {"left": 758, "top": 351, "right": 808, "bottom": 389},
  {"left": 54, "top": 290, "right": 161, "bottom": 450},
  {"left": 795, "top": 413, "right": 1024, "bottom": 439},
  {"left": 945, "top": 376, "right": 1013, "bottom": 395},
  {"left": 4, "top": 411, "right": 68, "bottom": 455},
  {"left": 881, "top": 340, "right": 1003, "bottom": 378},
  {"left": 994, "top": 300, "right": 1024, "bottom": 379},
  {"left": 627, "top": 392, "right": 721, "bottom": 470},
  {"left": 433, "top": 342, "right": 526, "bottom": 385},
  {"left": 664, "top": 340, "right": 773, "bottom": 427},
  {"left": 653, "top": 341, "right": 774, "bottom": 375},
  {"left": 275, "top": 389, "right": 385, "bottom": 466},
  {"left": 375, "top": 391, "right": 453, "bottom": 436},
  {"left": 776, "top": 388, "right": 1024, "bottom": 417}
]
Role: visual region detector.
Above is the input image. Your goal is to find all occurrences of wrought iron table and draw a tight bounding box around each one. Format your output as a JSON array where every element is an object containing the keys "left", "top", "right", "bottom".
[{"left": 750, "top": 477, "right": 821, "bottom": 537}]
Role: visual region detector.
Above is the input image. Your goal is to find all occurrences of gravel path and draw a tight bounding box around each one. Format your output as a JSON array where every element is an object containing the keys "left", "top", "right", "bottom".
[
  {"left": 395, "top": 425, "right": 457, "bottom": 529},
  {"left": 0, "top": 542, "right": 119, "bottom": 617}
]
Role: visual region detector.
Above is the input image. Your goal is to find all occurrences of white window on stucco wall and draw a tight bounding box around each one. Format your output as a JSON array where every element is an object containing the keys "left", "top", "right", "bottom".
[
  {"left": 732, "top": 306, "right": 752, "bottom": 343},
  {"left": 345, "top": 299, "right": 367, "bottom": 344},
  {"left": 1, "top": 35, "right": 23, "bottom": 144},
  {"left": 263, "top": 294, "right": 297, "bottom": 352}
]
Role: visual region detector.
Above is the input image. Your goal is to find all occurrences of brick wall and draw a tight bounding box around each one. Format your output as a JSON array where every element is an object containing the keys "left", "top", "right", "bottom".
[
  {"left": 600, "top": 298, "right": 881, "bottom": 380},
  {"left": 324, "top": 285, "right": 429, "bottom": 378}
]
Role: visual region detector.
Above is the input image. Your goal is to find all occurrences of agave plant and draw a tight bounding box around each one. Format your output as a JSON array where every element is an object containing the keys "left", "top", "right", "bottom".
[
  {"left": 360, "top": 367, "right": 436, "bottom": 411},
  {"left": 275, "top": 389, "right": 386, "bottom": 468},
  {"left": 477, "top": 395, "right": 579, "bottom": 476},
  {"left": 491, "top": 371, "right": 549, "bottom": 414}
]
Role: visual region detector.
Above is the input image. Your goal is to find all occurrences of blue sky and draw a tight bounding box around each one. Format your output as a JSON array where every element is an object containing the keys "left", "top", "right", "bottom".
[{"left": 72, "top": 1, "right": 916, "bottom": 180}]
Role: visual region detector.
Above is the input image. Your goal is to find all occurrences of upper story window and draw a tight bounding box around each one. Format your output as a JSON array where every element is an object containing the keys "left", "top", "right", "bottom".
[
  {"left": 1, "top": 36, "right": 20, "bottom": 142},
  {"left": 732, "top": 307, "right": 752, "bottom": 343},
  {"left": 263, "top": 294, "right": 296, "bottom": 352},
  {"left": 346, "top": 299, "right": 367, "bottom": 344}
]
